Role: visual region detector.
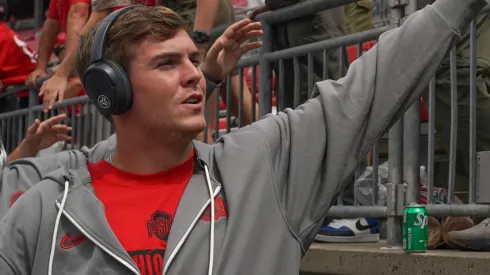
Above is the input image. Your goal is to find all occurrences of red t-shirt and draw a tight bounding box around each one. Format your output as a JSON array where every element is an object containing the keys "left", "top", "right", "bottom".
[
  {"left": 47, "top": 0, "right": 91, "bottom": 33},
  {"left": 88, "top": 153, "right": 194, "bottom": 275},
  {"left": 113, "top": 0, "right": 156, "bottom": 10},
  {"left": 0, "top": 23, "right": 37, "bottom": 97}
]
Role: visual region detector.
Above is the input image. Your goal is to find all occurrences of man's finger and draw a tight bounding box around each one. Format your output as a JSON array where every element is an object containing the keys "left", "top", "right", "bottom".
[
  {"left": 48, "top": 97, "right": 56, "bottom": 111},
  {"left": 206, "top": 39, "right": 225, "bottom": 60},
  {"left": 222, "top": 19, "right": 251, "bottom": 39},
  {"left": 42, "top": 97, "right": 50, "bottom": 113},
  {"left": 238, "top": 41, "right": 263, "bottom": 56},
  {"left": 42, "top": 113, "right": 67, "bottom": 128},
  {"left": 51, "top": 124, "right": 72, "bottom": 134},
  {"left": 39, "top": 84, "right": 45, "bottom": 96},
  {"left": 58, "top": 91, "right": 65, "bottom": 103},
  {"left": 26, "top": 119, "right": 41, "bottom": 136},
  {"left": 233, "top": 22, "right": 262, "bottom": 40},
  {"left": 237, "top": 30, "right": 264, "bottom": 45}
]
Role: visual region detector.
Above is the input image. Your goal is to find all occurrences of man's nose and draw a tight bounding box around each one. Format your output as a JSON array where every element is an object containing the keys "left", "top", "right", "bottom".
[{"left": 181, "top": 60, "right": 202, "bottom": 87}]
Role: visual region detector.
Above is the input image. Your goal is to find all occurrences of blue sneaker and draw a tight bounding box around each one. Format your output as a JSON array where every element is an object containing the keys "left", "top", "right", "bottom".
[{"left": 315, "top": 218, "right": 380, "bottom": 243}]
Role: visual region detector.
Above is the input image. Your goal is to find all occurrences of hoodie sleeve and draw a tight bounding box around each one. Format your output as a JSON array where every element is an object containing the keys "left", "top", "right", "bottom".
[
  {"left": 0, "top": 187, "right": 44, "bottom": 275},
  {"left": 0, "top": 135, "right": 116, "bottom": 219},
  {"left": 0, "top": 151, "right": 73, "bottom": 219},
  {"left": 250, "top": 0, "right": 486, "bottom": 242}
]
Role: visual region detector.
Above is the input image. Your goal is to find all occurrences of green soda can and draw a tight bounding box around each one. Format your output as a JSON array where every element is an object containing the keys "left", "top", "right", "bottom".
[{"left": 403, "top": 204, "right": 428, "bottom": 252}]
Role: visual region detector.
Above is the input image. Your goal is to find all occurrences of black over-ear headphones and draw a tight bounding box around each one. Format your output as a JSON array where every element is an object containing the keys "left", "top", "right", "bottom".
[{"left": 83, "top": 5, "right": 137, "bottom": 117}]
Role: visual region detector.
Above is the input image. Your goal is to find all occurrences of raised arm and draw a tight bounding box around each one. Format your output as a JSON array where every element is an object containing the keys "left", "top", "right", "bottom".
[{"left": 229, "top": 0, "right": 487, "bottom": 244}]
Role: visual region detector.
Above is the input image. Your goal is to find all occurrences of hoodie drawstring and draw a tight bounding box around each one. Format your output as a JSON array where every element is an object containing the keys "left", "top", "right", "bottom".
[
  {"left": 48, "top": 166, "right": 215, "bottom": 275},
  {"left": 48, "top": 180, "right": 70, "bottom": 275},
  {"left": 203, "top": 164, "right": 215, "bottom": 275}
]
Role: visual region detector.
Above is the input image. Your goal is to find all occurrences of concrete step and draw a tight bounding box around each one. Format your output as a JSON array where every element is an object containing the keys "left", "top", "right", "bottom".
[{"left": 300, "top": 241, "right": 490, "bottom": 275}]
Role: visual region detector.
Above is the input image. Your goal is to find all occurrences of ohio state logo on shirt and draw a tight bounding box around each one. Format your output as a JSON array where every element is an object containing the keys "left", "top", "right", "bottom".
[
  {"left": 201, "top": 197, "right": 228, "bottom": 221},
  {"left": 146, "top": 210, "right": 173, "bottom": 241}
]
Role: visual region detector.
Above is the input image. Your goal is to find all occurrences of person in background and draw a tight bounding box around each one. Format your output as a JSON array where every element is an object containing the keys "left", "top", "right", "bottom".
[
  {"left": 25, "top": 0, "right": 91, "bottom": 110},
  {"left": 345, "top": 0, "right": 374, "bottom": 34},
  {"left": 0, "top": 2, "right": 36, "bottom": 111},
  {"left": 249, "top": 0, "right": 346, "bottom": 109},
  {"left": 36, "top": 0, "right": 147, "bottom": 113},
  {"left": 415, "top": 0, "right": 490, "bottom": 251},
  {"left": 159, "top": 0, "right": 259, "bottom": 144}
]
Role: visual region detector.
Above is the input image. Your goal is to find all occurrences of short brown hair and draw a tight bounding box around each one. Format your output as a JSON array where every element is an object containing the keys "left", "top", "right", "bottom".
[{"left": 76, "top": 5, "right": 187, "bottom": 77}]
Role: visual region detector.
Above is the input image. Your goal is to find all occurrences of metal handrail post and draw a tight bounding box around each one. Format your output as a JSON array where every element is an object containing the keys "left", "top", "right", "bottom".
[
  {"left": 258, "top": 23, "right": 273, "bottom": 118},
  {"left": 386, "top": 0, "right": 408, "bottom": 249}
]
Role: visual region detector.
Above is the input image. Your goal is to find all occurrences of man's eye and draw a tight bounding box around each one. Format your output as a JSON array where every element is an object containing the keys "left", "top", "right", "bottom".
[
  {"left": 191, "top": 59, "right": 202, "bottom": 67},
  {"left": 158, "top": 60, "right": 175, "bottom": 67}
]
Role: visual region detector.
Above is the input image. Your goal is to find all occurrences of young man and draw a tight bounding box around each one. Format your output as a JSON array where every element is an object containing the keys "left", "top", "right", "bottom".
[{"left": 0, "top": 2, "right": 486, "bottom": 275}]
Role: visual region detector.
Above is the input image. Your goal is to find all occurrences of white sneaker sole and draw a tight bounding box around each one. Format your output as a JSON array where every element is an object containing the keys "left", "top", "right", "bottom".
[{"left": 315, "top": 233, "right": 380, "bottom": 243}]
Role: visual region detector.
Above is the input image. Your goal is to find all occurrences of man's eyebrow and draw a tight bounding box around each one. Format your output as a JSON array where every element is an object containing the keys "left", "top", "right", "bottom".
[
  {"left": 149, "top": 50, "right": 202, "bottom": 65},
  {"left": 150, "top": 52, "right": 182, "bottom": 65}
]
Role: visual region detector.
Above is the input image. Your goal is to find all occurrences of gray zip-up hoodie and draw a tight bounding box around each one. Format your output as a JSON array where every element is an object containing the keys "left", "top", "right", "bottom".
[{"left": 0, "top": 0, "right": 486, "bottom": 274}]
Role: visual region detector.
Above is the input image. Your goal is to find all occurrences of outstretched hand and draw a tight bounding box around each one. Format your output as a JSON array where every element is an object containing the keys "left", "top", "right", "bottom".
[
  {"left": 201, "top": 19, "right": 263, "bottom": 82},
  {"left": 7, "top": 114, "right": 72, "bottom": 162},
  {"left": 39, "top": 73, "right": 68, "bottom": 113},
  {"left": 23, "top": 113, "right": 72, "bottom": 153}
]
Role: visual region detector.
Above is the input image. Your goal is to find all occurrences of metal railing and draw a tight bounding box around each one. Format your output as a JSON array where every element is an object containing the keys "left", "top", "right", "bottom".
[{"left": 1, "top": 0, "right": 490, "bottom": 249}]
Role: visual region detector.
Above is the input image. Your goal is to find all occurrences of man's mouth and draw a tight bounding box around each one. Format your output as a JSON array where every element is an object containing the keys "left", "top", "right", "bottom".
[
  {"left": 183, "top": 94, "right": 203, "bottom": 104},
  {"left": 185, "top": 97, "right": 200, "bottom": 104}
]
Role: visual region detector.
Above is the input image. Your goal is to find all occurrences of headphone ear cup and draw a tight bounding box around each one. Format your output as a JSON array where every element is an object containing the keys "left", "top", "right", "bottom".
[
  {"left": 105, "top": 60, "right": 133, "bottom": 115},
  {"left": 83, "top": 60, "right": 133, "bottom": 116}
]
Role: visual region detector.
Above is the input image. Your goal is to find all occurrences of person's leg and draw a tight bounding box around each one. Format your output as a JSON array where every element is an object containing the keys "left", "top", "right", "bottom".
[
  {"left": 224, "top": 74, "right": 258, "bottom": 125},
  {"left": 344, "top": 0, "right": 374, "bottom": 34},
  {"left": 442, "top": 74, "right": 490, "bottom": 251},
  {"left": 213, "top": 0, "right": 258, "bottom": 126},
  {"left": 422, "top": 73, "right": 490, "bottom": 202},
  {"left": 280, "top": 8, "right": 347, "bottom": 108}
]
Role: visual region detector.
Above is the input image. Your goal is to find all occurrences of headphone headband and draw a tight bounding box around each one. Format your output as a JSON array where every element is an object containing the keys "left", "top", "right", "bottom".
[
  {"left": 90, "top": 5, "right": 137, "bottom": 64},
  {"left": 84, "top": 5, "right": 138, "bottom": 117}
]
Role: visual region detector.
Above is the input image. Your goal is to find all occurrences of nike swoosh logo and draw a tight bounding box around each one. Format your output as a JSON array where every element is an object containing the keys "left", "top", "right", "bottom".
[
  {"left": 355, "top": 220, "right": 372, "bottom": 231},
  {"left": 9, "top": 191, "right": 24, "bottom": 207},
  {"left": 60, "top": 233, "right": 88, "bottom": 249}
]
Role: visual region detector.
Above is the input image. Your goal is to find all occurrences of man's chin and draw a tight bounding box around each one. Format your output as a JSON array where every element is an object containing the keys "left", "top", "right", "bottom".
[{"left": 181, "top": 122, "right": 207, "bottom": 138}]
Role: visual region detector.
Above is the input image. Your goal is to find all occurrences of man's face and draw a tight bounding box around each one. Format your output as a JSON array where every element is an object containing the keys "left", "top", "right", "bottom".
[{"left": 125, "top": 29, "right": 206, "bottom": 137}]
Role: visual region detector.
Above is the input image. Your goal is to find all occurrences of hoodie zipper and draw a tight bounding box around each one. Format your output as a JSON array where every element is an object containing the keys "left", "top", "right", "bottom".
[
  {"left": 55, "top": 202, "right": 141, "bottom": 275},
  {"left": 163, "top": 185, "right": 221, "bottom": 275}
]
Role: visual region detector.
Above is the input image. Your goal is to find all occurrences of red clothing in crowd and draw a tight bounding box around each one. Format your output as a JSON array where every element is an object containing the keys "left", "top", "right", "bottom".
[
  {"left": 0, "top": 23, "right": 37, "bottom": 97},
  {"left": 88, "top": 152, "right": 194, "bottom": 275},
  {"left": 113, "top": 0, "right": 156, "bottom": 10},
  {"left": 47, "top": 0, "right": 91, "bottom": 32}
]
